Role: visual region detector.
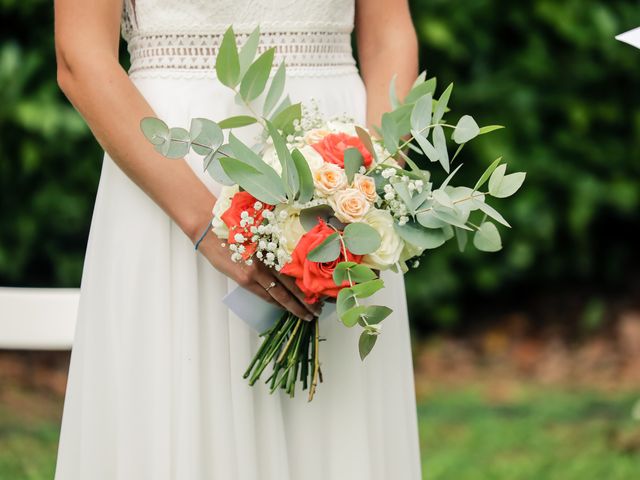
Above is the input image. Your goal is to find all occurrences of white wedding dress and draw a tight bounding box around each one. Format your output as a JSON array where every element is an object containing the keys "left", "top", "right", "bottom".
[{"left": 55, "top": 1, "right": 422, "bottom": 479}]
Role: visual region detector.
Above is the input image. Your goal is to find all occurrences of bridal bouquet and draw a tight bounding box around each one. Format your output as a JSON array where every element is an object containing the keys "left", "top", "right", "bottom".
[{"left": 140, "top": 27, "right": 525, "bottom": 401}]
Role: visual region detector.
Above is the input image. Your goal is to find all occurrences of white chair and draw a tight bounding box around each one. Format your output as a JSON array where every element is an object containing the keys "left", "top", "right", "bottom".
[{"left": 0, "top": 287, "right": 78, "bottom": 350}]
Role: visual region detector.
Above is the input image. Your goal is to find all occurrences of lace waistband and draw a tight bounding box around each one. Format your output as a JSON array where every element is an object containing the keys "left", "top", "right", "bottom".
[{"left": 127, "top": 30, "right": 358, "bottom": 78}]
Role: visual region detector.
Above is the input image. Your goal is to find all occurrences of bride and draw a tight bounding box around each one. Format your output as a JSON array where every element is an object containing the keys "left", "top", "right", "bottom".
[{"left": 54, "top": 0, "right": 422, "bottom": 478}]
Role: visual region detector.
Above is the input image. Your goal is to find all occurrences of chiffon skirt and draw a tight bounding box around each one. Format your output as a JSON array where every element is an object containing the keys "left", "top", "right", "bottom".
[{"left": 55, "top": 69, "right": 422, "bottom": 480}]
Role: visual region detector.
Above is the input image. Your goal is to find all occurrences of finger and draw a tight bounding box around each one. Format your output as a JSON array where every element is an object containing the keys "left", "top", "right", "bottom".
[
  {"left": 249, "top": 266, "right": 314, "bottom": 320},
  {"left": 275, "top": 273, "right": 322, "bottom": 316},
  {"left": 266, "top": 282, "right": 315, "bottom": 321},
  {"left": 244, "top": 282, "right": 282, "bottom": 308}
]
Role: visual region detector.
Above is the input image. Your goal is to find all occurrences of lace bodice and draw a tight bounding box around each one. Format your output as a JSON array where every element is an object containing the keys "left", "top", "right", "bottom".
[{"left": 122, "top": 0, "right": 357, "bottom": 77}]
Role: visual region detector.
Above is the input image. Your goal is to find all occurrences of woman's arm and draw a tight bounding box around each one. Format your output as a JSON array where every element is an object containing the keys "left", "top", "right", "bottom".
[
  {"left": 54, "top": 0, "right": 319, "bottom": 319},
  {"left": 355, "top": 0, "right": 419, "bottom": 128}
]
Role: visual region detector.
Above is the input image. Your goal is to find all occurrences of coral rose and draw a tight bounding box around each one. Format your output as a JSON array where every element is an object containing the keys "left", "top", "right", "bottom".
[
  {"left": 281, "top": 220, "right": 362, "bottom": 304},
  {"left": 311, "top": 132, "right": 373, "bottom": 169}
]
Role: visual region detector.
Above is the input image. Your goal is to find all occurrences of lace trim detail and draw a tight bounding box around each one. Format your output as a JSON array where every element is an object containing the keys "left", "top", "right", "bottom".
[{"left": 127, "top": 31, "right": 357, "bottom": 77}]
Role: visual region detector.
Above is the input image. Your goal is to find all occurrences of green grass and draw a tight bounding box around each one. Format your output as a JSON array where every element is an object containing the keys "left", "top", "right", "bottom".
[
  {"left": 1, "top": 387, "right": 639, "bottom": 479},
  {"left": 419, "top": 387, "right": 640, "bottom": 480}
]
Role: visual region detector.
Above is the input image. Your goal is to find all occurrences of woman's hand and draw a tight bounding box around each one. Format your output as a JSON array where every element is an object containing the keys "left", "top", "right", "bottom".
[{"left": 198, "top": 233, "right": 321, "bottom": 321}]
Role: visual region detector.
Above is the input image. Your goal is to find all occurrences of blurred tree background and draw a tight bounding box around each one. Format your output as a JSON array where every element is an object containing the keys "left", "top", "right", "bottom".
[{"left": 1, "top": 0, "right": 640, "bottom": 331}]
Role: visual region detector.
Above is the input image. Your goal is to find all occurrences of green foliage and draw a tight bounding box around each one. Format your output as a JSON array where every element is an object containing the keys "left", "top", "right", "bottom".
[
  {"left": 420, "top": 388, "right": 640, "bottom": 479},
  {"left": 403, "top": 0, "right": 640, "bottom": 328}
]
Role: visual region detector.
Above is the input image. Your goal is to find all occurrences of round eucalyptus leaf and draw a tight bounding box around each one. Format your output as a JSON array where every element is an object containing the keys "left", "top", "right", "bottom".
[
  {"left": 452, "top": 115, "right": 480, "bottom": 144},
  {"left": 343, "top": 222, "right": 381, "bottom": 255},
  {"left": 165, "top": 127, "right": 190, "bottom": 159},
  {"left": 299, "top": 205, "right": 335, "bottom": 231},
  {"left": 190, "top": 118, "right": 223, "bottom": 156},
  {"left": 358, "top": 331, "right": 378, "bottom": 360},
  {"left": 306, "top": 232, "right": 341, "bottom": 263},
  {"left": 140, "top": 117, "right": 169, "bottom": 146},
  {"left": 473, "top": 221, "right": 502, "bottom": 252}
]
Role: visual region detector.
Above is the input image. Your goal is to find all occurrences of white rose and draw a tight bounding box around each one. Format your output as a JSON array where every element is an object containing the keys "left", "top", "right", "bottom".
[
  {"left": 329, "top": 188, "right": 371, "bottom": 223},
  {"left": 275, "top": 205, "right": 306, "bottom": 255},
  {"left": 261, "top": 145, "right": 282, "bottom": 175},
  {"left": 211, "top": 185, "right": 239, "bottom": 238},
  {"left": 361, "top": 209, "right": 405, "bottom": 269},
  {"left": 313, "top": 163, "right": 348, "bottom": 196},
  {"left": 298, "top": 145, "right": 325, "bottom": 173}
]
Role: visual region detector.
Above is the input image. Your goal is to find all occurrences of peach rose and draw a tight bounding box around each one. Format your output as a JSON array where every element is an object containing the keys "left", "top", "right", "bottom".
[
  {"left": 329, "top": 188, "right": 371, "bottom": 223},
  {"left": 352, "top": 174, "right": 378, "bottom": 202},
  {"left": 304, "top": 128, "right": 331, "bottom": 145},
  {"left": 313, "top": 163, "right": 347, "bottom": 196}
]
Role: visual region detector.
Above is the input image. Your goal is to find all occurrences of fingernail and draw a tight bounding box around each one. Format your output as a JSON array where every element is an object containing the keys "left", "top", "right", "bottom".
[{"left": 305, "top": 314, "right": 314, "bottom": 321}]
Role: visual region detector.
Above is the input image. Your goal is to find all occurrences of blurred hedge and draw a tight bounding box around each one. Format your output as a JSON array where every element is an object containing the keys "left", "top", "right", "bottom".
[{"left": 1, "top": 1, "right": 639, "bottom": 329}]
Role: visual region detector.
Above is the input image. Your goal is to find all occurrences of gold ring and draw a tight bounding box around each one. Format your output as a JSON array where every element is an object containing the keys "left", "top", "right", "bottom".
[{"left": 265, "top": 281, "right": 277, "bottom": 292}]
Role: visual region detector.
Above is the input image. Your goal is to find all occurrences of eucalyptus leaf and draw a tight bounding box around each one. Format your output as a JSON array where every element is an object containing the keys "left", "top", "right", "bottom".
[
  {"left": 432, "top": 124, "right": 450, "bottom": 173},
  {"left": 270, "top": 95, "right": 291, "bottom": 120},
  {"left": 361, "top": 305, "right": 392, "bottom": 324},
  {"left": 165, "top": 127, "right": 190, "bottom": 159},
  {"left": 395, "top": 220, "right": 448, "bottom": 250},
  {"left": 433, "top": 83, "right": 453, "bottom": 123},
  {"left": 478, "top": 125, "right": 505, "bottom": 135},
  {"left": 219, "top": 157, "right": 287, "bottom": 205},
  {"left": 432, "top": 189, "right": 454, "bottom": 209},
  {"left": 405, "top": 77, "right": 437, "bottom": 104},
  {"left": 307, "top": 232, "right": 341, "bottom": 262},
  {"left": 411, "top": 70, "right": 427, "bottom": 89},
  {"left": 333, "top": 263, "right": 378, "bottom": 285},
  {"left": 381, "top": 112, "right": 399, "bottom": 155},
  {"left": 238, "top": 27, "right": 260, "bottom": 75},
  {"left": 266, "top": 121, "right": 299, "bottom": 199},
  {"left": 350, "top": 279, "right": 384, "bottom": 298},
  {"left": 410, "top": 93, "right": 432, "bottom": 133},
  {"left": 455, "top": 226, "right": 468, "bottom": 252},
  {"left": 344, "top": 148, "right": 363, "bottom": 184},
  {"left": 476, "top": 201, "right": 511, "bottom": 227},
  {"left": 227, "top": 132, "right": 284, "bottom": 188},
  {"left": 355, "top": 126, "right": 378, "bottom": 161},
  {"left": 343, "top": 222, "right": 381, "bottom": 255},
  {"left": 299, "top": 205, "right": 335, "bottom": 231},
  {"left": 473, "top": 221, "right": 502, "bottom": 252},
  {"left": 263, "top": 62, "right": 286, "bottom": 116},
  {"left": 218, "top": 115, "right": 258, "bottom": 129},
  {"left": 140, "top": 117, "right": 169, "bottom": 146},
  {"left": 432, "top": 208, "right": 472, "bottom": 230},
  {"left": 205, "top": 148, "right": 235, "bottom": 186},
  {"left": 412, "top": 129, "right": 439, "bottom": 164},
  {"left": 488, "top": 164, "right": 506, "bottom": 195},
  {"left": 189, "top": 118, "right": 223, "bottom": 155},
  {"left": 239, "top": 48, "right": 274, "bottom": 102},
  {"left": 388, "top": 104, "right": 413, "bottom": 138},
  {"left": 489, "top": 167, "right": 526, "bottom": 198},
  {"left": 358, "top": 331, "right": 378, "bottom": 360},
  {"left": 337, "top": 287, "right": 356, "bottom": 318},
  {"left": 291, "top": 148, "right": 314, "bottom": 204},
  {"left": 473, "top": 157, "right": 502, "bottom": 191},
  {"left": 215, "top": 26, "right": 240, "bottom": 88},
  {"left": 271, "top": 102, "right": 301, "bottom": 136},
  {"left": 452, "top": 115, "right": 480, "bottom": 144},
  {"left": 440, "top": 163, "right": 463, "bottom": 190}
]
